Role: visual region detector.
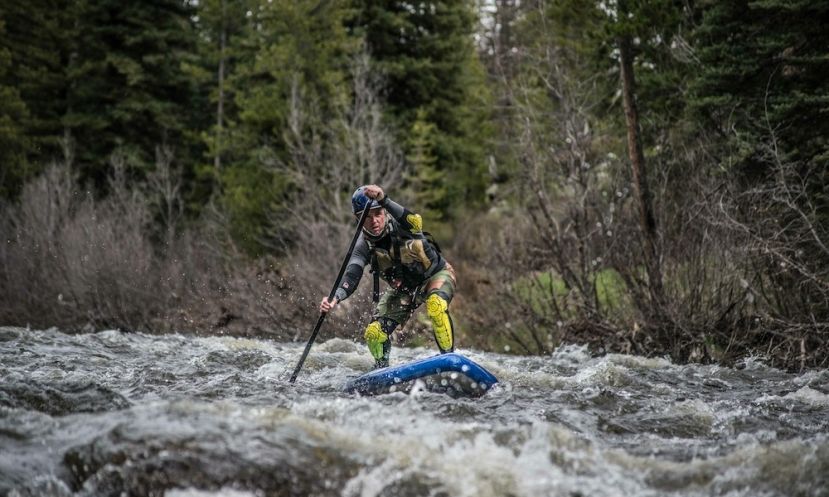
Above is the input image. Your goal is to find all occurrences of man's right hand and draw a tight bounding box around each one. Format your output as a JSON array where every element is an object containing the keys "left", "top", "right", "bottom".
[
  {"left": 319, "top": 297, "right": 339, "bottom": 314},
  {"left": 363, "top": 184, "right": 385, "bottom": 202}
]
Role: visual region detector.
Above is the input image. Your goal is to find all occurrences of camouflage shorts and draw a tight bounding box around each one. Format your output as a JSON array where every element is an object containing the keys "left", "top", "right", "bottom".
[{"left": 375, "top": 263, "right": 456, "bottom": 326}]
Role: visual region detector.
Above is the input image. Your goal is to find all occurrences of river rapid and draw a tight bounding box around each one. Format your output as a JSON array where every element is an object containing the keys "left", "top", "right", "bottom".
[{"left": 0, "top": 327, "right": 827, "bottom": 497}]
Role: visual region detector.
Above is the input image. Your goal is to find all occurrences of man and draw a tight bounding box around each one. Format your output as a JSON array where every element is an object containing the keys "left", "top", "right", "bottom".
[{"left": 319, "top": 184, "right": 457, "bottom": 368}]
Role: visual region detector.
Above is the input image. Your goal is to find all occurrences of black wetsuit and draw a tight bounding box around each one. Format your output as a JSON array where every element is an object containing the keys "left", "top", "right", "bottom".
[{"left": 334, "top": 197, "right": 445, "bottom": 302}]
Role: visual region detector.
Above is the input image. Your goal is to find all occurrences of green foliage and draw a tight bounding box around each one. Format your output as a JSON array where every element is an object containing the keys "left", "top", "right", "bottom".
[
  {"left": 0, "top": 0, "right": 74, "bottom": 197},
  {"left": 515, "top": 1, "right": 607, "bottom": 74},
  {"left": 216, "top": 0, "right": 359, "bottom": 254},
  {"left": 64, "top": 0, "right": 201, "bottom": 186},
  {"left": 0, "top": 20, "right": 29, "bottom": 198},
  {"left": 513, "top": 269, "right": 631, "bottom": 321},
  {"left": 233, "top": 0, "right": 355, "bottom": 144},
  {"left": 219, "top": 160, "right": 284, "bottom": 255},
  {"left": 186, "top": 0, "right": 257, "bottom": 206},
  {"left": 350, "top": 0, "right": 492, "bottom": 208},
  {"left": 530, "top": 0, "right": 691, "bottom": 165},
  {"left": 691, "top": 0, "right": 829, "bottom": 172},
  {"left": 404, "top": 108, "right": 446, "bottom": 220}
]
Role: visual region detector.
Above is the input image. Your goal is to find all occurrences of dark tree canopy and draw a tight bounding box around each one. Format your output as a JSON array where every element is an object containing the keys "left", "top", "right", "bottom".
[{"left": 692, "top": 0, "right": 829, "bottom": 173}]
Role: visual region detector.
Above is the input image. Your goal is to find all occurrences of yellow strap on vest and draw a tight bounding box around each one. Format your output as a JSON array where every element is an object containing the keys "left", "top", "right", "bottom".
[{"left": 406, "top": 213, "right": 423, "bottom": 232}]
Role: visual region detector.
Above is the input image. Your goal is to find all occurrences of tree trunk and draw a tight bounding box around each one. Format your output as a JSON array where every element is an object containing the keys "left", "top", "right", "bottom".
[
  {"left": 618, "top": 33, "right": 664, "bottom": 310},
  {"left": 214, "top": 0, "right": 227, "bottom": 174}
]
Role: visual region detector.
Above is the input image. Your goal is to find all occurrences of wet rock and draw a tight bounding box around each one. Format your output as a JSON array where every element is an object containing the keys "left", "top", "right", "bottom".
[
  {"left": 0, "top": 327, "right": 21, "bottom": 342},
  {"left": 599, "top": 408, "right": 713, "bottom": 438},
  {"left": 0, "top": 381, "right": 130, "bottom": 416},
  {"left": 203, "top": 349, "right": 272, "bottom": 371},
  {"left": 5, "top": 476, "right": 73, "bottom": 497},
  {"left": 61, "top": 409, "right": 364, "bottom": 497}
]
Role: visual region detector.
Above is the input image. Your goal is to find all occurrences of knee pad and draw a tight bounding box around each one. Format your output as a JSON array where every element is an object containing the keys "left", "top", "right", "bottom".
[
  {"left": 426, "top": 293, "right": 454, "bottom": 353},
  {"left": 364, "top": 321, "right": 391, "bottom": 367}
]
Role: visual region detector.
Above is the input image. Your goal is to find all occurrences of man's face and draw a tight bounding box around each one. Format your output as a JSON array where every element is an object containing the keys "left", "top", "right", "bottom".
[{"left": 360, "top": 207, "right": 386, "bottom": 236}]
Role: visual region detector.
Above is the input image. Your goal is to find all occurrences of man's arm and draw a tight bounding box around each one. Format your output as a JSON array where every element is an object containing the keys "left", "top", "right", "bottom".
[
  {"left": 363, "top": 184, "right": 423, "bottom": 233},
  {"left": 320, "top": 236, "right": 370, "bottom": 313},
  {"left": 381, "top": 197, "right": 424, "bottom": 233}
]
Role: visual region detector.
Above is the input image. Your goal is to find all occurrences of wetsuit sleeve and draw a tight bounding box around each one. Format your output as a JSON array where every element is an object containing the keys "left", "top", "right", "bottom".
[
  {"left": 334, "top": 236, "right": 369, "bottom": 302},
  {"left": 380, "top": 197, "right": 423, "bottom": 233}
]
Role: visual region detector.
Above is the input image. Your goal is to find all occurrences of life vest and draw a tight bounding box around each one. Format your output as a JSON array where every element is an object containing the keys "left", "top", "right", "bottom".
[{"left": 365, "top": 218, "right": 444, "bottom": 299}]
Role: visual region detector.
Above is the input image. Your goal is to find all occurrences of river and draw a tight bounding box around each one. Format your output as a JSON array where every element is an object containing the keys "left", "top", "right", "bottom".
[{"left": 0, "top": 327, "right": 827, "bottom": 496}]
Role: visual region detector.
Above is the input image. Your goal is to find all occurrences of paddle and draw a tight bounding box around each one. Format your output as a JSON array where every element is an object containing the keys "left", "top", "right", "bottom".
[{"left": 289, "top": 202, "right": 373, "bottom": 383}]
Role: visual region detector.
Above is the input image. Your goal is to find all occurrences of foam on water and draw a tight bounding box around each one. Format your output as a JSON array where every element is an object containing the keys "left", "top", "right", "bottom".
[
  {"left": 783, "top": 386, "right": 829, "bottom": 407},
  {"left": 605, "top": 353, "right": 673, "bottom": 370},
  {"left": 1, "top": 328, "right": 827, "bottom": 497},
  {"left": 340, "top": 420, "right": 609, "bottom": 497},
  {"left": 572, "top": 358, "right": 635, "bottom": 387},
  {"left": 166, "top": 489, "right": 261, "bottom": 497}
]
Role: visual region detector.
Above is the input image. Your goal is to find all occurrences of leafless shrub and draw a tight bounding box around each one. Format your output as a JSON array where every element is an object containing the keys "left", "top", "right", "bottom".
[
  {"left": 0, "top": 156, "right": 160, "bottom": 330},
  {"left": 697, "top": 143, "right": 829, "bottom": 368},
  {"left": 470, "top": 16, "right": 633, "bottom": 354},
  {"left": 146, "top": 144, "right": 184, "bottom": 249},
  {"left": 0, "top": 151, "right": 231, "bottom": 334},
  {"left": 264, "top": 51, "right": 405, "bottom": 243},
  {"left": 1, "top": 161, "right": 79, "bottom": 327},
  {"left": 638, "top": 138, "right": 750, "bottom": 361}
]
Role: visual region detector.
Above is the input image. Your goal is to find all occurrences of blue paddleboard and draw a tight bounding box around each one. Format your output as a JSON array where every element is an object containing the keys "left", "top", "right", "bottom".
[{"left": 342, "top": 352, "right": 498, "bottom": 397}]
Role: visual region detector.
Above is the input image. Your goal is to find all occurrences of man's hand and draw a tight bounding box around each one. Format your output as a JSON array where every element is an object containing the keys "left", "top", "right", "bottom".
[
  {"left": 363, "top": 184, "right": 385, "bottom": 202},
  {"left": 319, "top": 296, "right": 339, "bottom": 314}
]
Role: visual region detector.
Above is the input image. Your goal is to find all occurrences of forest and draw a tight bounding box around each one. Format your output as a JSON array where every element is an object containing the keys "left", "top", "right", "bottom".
[{"left": 1, "top": 0, "right": 827, "bottom": 370}]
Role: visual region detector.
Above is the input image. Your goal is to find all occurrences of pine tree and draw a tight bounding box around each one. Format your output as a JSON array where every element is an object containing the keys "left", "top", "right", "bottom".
[
  {"left": 0, "top": 16, "right": 30, "bottom": 198},
  {"left": 216, "top": 0, "right": 358, "bottom": 254},
  {"left": 611, "top": 0, "right": 687, "bottom": 308},
  {"left": 233, "top": 0, "right": 356, "bottom": 144},
  {"left": 64, "top": 0, "right": 200, "bottom": 187},
  {"left": 191, "top": 0, "right": 253, "bottom": 187},
  {"left": 350, "top": 0, "right": 492, "bottom": 211},
  {"left": 0, "top": 0, "right": 75, "bottom": 197},
  {"left": 511, "top": 0, "right": 689, "bottom": 310},
  {"left": 405, "top": 108, "right": 446, "bottom": 221},
  {"left": 692, "top": 0, "right": 829, "bottom": 172}
]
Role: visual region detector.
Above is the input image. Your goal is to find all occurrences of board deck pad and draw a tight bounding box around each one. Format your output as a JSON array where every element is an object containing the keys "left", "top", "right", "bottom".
[{"left": 342, "top": 352, "right": 498, "bottom": 397}]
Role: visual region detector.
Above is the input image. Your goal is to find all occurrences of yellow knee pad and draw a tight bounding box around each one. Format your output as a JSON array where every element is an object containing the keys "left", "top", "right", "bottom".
[
  {"left": 426, "top": 293, "right": 453, "bottom": 352},
  {"left": 363, "top": 321, "right": 388, "bottom": 361}
]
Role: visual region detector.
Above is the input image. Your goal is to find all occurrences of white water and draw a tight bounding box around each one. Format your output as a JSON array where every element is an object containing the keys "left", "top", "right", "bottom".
[{"left": 0, "top": 327, "right": 827, "bottom": 496}]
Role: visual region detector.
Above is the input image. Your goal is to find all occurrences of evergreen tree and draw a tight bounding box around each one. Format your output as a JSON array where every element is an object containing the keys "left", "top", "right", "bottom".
[
  {"left": 351, "top": 0, "right": 492, "bottom": 211},
  {"left": 191, "top": 0, "right": 253, "bottom": 194},
  {"left": 508, "top": 0, "right": 691, "bottom": 152},
  {"left": 0, "top": 16, "right": 30, "bottom": 198},
  {"left": 218, "top": 0, "right": 358, "bottom": 253},
  {"left": 0, "top": 0, "right": 74, "bottom": 197},
  {"left": 233, "top": 0, "right": 355, "bottom": 148},
  {"left": 405, "top": 108, "right": 445, "bottom": 221},
  {"left": 692, "top": 0, "right": 829, "bottom": 173},
  {"left": 64, "top": 0, "right": 200, "bottom": 187}
]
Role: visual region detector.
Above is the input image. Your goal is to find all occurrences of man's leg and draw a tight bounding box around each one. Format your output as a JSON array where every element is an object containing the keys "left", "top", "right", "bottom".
[
  {"left": 364, "top": 289, "right": 415, "bottom": 368},
  {"left": 423, "top": 264, "right": 457, "bottom": 354}
]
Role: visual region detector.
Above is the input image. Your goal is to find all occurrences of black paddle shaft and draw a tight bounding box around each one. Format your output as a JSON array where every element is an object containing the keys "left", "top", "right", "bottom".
[{"left": 289, "top": 203, "right": 373, "bottom": 383}]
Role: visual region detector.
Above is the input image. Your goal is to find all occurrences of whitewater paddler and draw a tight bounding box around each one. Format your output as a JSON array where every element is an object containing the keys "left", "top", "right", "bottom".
[{"left": 319, "top": 185, "right": 457, "bottom": 369}]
